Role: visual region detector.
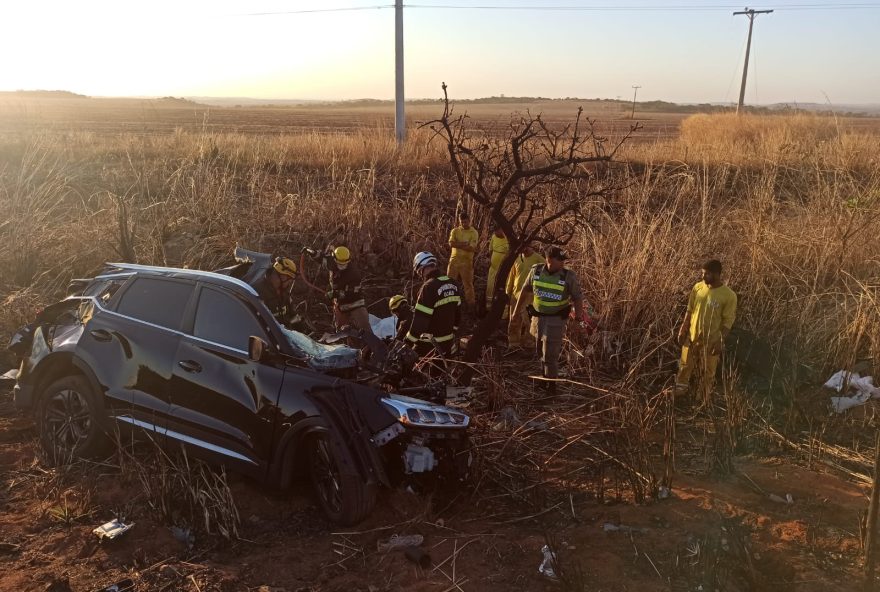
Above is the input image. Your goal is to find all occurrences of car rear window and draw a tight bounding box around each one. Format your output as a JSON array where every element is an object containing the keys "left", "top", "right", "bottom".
[
  {"left": 115, "top": 277, "right": 193, "bottom": 331},
  {"left": 193, "top": 287, "right": 267, "bottom": 351}
]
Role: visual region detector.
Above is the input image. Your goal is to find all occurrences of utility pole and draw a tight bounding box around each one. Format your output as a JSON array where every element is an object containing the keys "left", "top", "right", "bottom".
[
  {"left": 630, "top": 85, "right": 641, "bottom": 119},
  {"left": 733, "top": 7, "right": 773, "bottom": 114},
  {"left": 394, "top": 0, "right": 405, "bottom": 145}
]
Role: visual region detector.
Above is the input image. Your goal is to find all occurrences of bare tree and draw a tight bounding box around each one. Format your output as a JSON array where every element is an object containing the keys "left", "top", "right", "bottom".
[{"left": 423, "top": 83, "right": 638, "bottom": 381}]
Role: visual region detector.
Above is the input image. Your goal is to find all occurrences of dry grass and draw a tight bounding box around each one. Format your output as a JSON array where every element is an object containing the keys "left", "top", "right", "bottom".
[{"left": 2, "top": 107, "right": 880, "bottom": 482}]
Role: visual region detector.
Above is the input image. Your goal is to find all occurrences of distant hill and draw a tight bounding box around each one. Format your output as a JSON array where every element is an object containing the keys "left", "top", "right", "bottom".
[{"left": 0, "top": 90, "right": 88, "bottom": 99}]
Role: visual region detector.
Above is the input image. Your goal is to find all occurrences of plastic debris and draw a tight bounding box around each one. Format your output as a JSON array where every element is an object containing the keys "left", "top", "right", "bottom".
[
  {"left": 377, "top": 533, "right": 424, "bottom": 553},
  {"left": 0, "top": 368, "right": 19, "bottom": 383},
  {"left": 93, "top": 519, "right": 134, "bottom": 541},
  {"left": 369, "top": 314, "right": 397, "bottom": 340},
  {"left": 768, "top": 493, "right": 794, "bottom": 505},
  {"left": 825, "top": 369, "right": 880, "bottom": 413},
  {"left": 538, "top": 545, "right": 558, "bottom": 579},
  {"left": 603, "top": 523, "right": 648, "bottom": 534}
]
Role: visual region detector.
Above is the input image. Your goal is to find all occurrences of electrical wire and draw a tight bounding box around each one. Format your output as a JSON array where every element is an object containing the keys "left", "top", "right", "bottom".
[{"left": 241, "top": 2, "right": 880, "bottom": 16}]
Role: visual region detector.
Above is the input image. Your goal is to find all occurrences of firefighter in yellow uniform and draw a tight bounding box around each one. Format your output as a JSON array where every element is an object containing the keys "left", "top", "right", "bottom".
[
  {"left": 486, "top": 227, "right": 509, "bottom": 310},
  {"left": 506, "top": 244, "right": 545, "bottom": 349},
  {"left": 447, "top": 212, "right": 479, "bottom": 310},
  {"left": 674, "top": 259, "right": 737, "bottom": 404},
  {"left": 512, "top": 246, "right": 586, "bottom": 394}
]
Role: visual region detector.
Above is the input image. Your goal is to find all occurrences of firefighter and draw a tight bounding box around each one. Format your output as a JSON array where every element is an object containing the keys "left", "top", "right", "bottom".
[
  {"left": 388, "top": 294, "right": 412, "bottom": 342},
  {"left": 486, "top": 226, "right": 509, "bottom": 312},
  {"left": 674, "top": 259, "right": 737, "bottom": 404},
  {"left": 506, "top": 244, "right": 544, "bottom": 350},
  {"left": 446, "top": 211, "right": 478, "bottom": 311},
  {"left": 511, "top": 246, "right": 587, "bottom": 394},
  {"left": 254, "top": 257, "right": 299, "bottom": 327},
  {"left": 407, "top": 251, "right": 462, "bottom": 357},
  {"left": 323, "top": 246, "right": 373, "bottom": 334}
]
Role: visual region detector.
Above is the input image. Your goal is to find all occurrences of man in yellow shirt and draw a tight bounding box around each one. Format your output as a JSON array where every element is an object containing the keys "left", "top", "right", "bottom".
[
  {"left": 674, "top": 259, "right": 737, "bottom": 403},
  {"left": 486, "top": 227, "right": 509, "bottom": 310},
  {"left": 447, "top": 212, "right": 479, "bottom": 309},
  {"left": 506, "top": 244, "right": 544, "bottom": 349}
]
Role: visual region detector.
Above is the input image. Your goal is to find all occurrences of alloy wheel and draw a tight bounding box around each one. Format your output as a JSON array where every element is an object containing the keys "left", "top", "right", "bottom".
[{"left": 43, "top": 389, "right": 91, "bottom": 452}]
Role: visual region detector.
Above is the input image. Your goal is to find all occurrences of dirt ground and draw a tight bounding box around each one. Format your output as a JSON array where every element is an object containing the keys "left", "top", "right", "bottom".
[{"left": 0, "top": 385, "right": 870, "bottom": 592}]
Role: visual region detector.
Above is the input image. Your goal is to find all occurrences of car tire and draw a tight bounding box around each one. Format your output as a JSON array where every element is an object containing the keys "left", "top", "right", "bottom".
[
  {"left": 307, "top": 432, "right": 377, "bottom": 525},
  {"left": 36, "top": 375, "right": 110, "bottom": 462}
]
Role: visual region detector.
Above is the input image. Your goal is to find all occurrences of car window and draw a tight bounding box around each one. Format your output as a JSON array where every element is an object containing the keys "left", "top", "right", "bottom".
[
  {"left": 193, "top": 287, "right": 267, "bottom": 351},
  {"left": 115, "top": 278, "right": 193, "bottom": 331}
]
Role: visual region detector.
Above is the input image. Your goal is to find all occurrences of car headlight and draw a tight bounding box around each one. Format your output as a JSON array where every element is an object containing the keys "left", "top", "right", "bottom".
[{"left": 381, "top": 395, "right": 470, "bottom": 428}]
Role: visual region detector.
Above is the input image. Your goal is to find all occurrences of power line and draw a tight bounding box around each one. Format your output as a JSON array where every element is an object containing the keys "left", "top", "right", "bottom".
[
  {"left": 405, "top": 2, "right": 880, "bottom": 11},
  {"left": 240, "top": 2, "right": 880, "bottom": 16}
]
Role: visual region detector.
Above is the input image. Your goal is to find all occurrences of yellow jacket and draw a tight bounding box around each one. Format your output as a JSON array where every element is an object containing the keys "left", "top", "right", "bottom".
[
  {"left": 506, "top": 252, "right": 545, "bottom": 297},
  {"left": 489, "top": 234, "right": 509, "bottom": 269},
  {"left": 449, "top": 226, "right": 479, "bottom": 262},
  {"left": 687, "top": 281, "right": 737, "bottom": 343}
]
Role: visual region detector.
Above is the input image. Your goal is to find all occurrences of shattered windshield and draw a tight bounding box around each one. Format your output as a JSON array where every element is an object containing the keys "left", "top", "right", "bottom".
[{"left": 280, "top": 327, "right": 359, "bottom": 371}]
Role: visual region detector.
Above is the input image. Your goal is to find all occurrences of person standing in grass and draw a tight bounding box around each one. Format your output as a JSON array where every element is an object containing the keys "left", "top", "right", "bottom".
[
  {"left": 512, "top": 246, "right": 587, "bottom": 394},
  {"left": 506, "top": 244, "right": 545, "bottom": 350},
  {"left": 674, "top": 259, "right": 737, "bottom": 403},
  {"left": 486, "top": 226, "right": 509, "bottom": 312},
  {"left": 446, "top": 211, "right": 479, "bottom": 312}
]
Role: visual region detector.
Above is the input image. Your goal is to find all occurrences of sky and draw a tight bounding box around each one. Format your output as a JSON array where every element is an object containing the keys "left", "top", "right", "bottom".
[{"left": 1, "top": 0, "right": 878, "bottom": 105}]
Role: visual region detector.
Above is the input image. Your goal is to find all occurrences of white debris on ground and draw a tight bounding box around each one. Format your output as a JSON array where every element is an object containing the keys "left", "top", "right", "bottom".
[
  {"left": 824, "top": 370, "right": 880, "bottom": 413},
  {"left": 369, "top": 314, "right": 397, "bottom": 340}
]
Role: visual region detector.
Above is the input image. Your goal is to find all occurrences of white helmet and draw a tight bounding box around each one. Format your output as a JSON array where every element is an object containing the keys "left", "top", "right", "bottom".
[{"left": 412, "top": 251, "right": 438, "bottom": 273}]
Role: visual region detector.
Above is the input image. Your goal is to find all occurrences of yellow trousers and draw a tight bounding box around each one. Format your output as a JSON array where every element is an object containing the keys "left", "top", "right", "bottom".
[
  {"left": 447, "top": 258, "right": 475, "bottom": 306},
  {"left": 507, "top": 296, "right": 529, "bottom": 347},
  {"left": 675, "top": 340, "right": 719, "bottom": 402}
]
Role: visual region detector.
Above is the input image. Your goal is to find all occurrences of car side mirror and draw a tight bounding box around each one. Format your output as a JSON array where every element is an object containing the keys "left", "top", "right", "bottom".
[{"left": 248, "top": 336, "right": 268, "bottom": 362}]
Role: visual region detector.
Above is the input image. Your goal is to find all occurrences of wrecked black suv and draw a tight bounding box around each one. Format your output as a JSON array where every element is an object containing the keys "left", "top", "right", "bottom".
[{"left": 8, "top": 261, "right": 471, "bottom": 525}]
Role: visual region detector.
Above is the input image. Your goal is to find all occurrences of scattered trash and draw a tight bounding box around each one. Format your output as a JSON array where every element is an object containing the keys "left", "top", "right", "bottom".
[
  {"left": 369, "top": 314, "right": 397, "bottom": 340},
  {"left": 0, "top": 541, "right": 20, "bottom": 554},
  {"left": 491, "top": 407, "right": 521, "bottom": 431},
  {"left": 824, "top": 369, "right": 880, "bottom": 413},
  {"left": 404, "top": 545, "right": 431, "bottom": 568},
  {"left": 657, "top": 486, "right": 671, "bottom": 500},
  {"left": 768, "top": 493, "right": 794, "bottom": 505},
  {"left": 93, "top": 519, "right": 134, "bottom": 541},
  {"left": 602, "top": 522, "right": 648, "bottom": 534},
  {"left": 94, "top": 579, "right": 135, "bottom": 592},
  {"left": 538, "top": 544, "right": 558, "bottom": 579},
  {"left": 170, "top": 526, "right": 195, "bottom": 549},
  {"left": 377, "top": 533, "right": 424, "bottom": 553}
]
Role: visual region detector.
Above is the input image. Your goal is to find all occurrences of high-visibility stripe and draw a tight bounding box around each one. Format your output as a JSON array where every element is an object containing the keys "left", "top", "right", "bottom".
[
  {"left": 533, "top": 297, "right": 570, "bottom": 309},
  {"left": 433, "top": 333, "right": 455, "bottom": 342},
  {"left": 533, "top": 280, "right": 565, "bottom": 292},
  {"left": 415, "top": 303, "right": 434, "bottom": 315},
  {"left": 405, "top": 332, "right": 455, "bottom": 343},
  {"left": 406, "top": 333, "right": 420, "bottom": 342},
  {"left": 435, "top": 295, "right": 461, "bottom": 308},
  {"left": 437, "top": 276, "right": 451, "bottom": 281}
]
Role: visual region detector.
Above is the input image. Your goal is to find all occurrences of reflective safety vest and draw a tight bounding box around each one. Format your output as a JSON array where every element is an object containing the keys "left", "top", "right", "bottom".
[
  {"left": 531, "top": 264, "right": 571, "bottom": 315},
  {"left": 406, "top": 274, "right": 463, "bottom": 345}
]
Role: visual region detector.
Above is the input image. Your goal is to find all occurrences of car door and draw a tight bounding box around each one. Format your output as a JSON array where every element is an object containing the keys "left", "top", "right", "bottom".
[
  {"left": 166, "top": 284, "right": 286, "bottom": 477},
  {"left": 78, "top": 276, "right": 195, "bottom": 441}
]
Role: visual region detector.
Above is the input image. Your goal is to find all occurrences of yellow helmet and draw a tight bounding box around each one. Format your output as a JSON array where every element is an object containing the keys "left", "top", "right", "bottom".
[
  {"left": 273, "top": 257, "right": 298, "bottom": 278},
  {"left": 333, "top": 246, "right": 351, "bottom": 265},
  {"left": 388, "top": 294, "right": 407, "bottom": 312}
]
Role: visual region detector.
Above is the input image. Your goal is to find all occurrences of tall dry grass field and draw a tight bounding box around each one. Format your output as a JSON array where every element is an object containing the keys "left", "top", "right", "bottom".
[{"left": 1, "top": 103, "right": 879, "bottom": 419}]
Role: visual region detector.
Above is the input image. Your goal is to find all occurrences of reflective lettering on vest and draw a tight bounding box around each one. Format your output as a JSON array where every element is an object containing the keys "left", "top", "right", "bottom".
[{"left": 532, "top": 265, "right": 570, "bottom": 313}]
